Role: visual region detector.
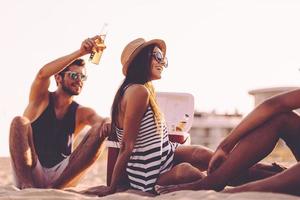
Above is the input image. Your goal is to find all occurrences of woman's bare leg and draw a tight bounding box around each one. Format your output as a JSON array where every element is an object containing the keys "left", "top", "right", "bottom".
[
  {"left": 174, "top": 145, "right": 213, "bottom": 171},
  {"left": 157, "top": 162, "right": 205, "bottom": 186}
]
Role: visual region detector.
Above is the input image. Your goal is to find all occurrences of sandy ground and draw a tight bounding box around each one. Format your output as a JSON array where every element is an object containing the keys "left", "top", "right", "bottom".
[{"left": 1, "top": 150, "right": 300, "bottom": 200}]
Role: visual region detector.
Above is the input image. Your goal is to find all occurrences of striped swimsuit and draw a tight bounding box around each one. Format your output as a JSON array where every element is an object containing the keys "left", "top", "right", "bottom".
[{"left": 115, "top": 106, "right": 178, "bottom": 192}]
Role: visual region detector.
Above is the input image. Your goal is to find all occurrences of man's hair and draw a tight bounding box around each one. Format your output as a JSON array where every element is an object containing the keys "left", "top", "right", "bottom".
[{"left": 58, "top": 58, "right": 85, "bottom": 76}]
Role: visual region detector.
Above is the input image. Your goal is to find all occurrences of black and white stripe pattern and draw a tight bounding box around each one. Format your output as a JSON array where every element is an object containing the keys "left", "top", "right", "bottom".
[{"left": 115, "top": 106, "right": 178, "bottom": 192}]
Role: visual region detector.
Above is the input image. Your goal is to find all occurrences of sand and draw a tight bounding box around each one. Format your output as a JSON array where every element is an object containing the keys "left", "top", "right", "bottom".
[{"left": 1, "top": 153, "right": 300, "bottom": 200}]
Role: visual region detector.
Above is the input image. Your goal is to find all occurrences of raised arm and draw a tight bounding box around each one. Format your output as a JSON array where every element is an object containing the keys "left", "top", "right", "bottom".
[
  {"left": 23, "top": 36, "right": 102, "bottom": 120},
  {"left": 29, "top": 36, "right": 100, "bottom": 102},
  {"left": 208, "top": 88, "right": 300, "bottom": 173}
]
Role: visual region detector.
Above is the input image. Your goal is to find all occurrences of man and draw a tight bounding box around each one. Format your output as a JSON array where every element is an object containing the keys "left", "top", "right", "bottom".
[
  {"left": 9, "top": 36, "right": 110, "bottom": 189},
  {"left": 156, "top": 88, "right": 300, "bottom": 196}
]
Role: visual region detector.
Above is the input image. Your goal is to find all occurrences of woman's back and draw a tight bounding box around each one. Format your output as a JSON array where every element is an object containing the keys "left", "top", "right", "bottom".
[{"left": 114, "top": 104, "right": 177, "bottom": 192}]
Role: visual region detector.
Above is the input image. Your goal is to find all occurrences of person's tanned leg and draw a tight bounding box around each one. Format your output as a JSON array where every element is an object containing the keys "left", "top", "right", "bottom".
[
  {"left": 224, "top": 162, "right": 300, "bottom": 196},
  {"left": 9, "top": 116, "right": 38, "bottom": 189},
  {"left": 51, "top": 122, "right": 107, "bottom": 189},
  {"left": 224, "top": 111, "right": 300, "bottom": 196},
  {"left": 174, "top": 145, "right": 213, "bottom": 171},
  {"left": 156, "top": 112, "right": 300, "bottom": 194},
  {"left": 174, "top": 138, "right": 284, "bottom": 186},
  {"left": 194, "top": 112, "right": 300, "bottom": 192},
  {"left": 157, "top": 162, "right": 206, "bottom": 186},
  {"left": 279, "top": 112, "right": 300, "bottom": 161}
]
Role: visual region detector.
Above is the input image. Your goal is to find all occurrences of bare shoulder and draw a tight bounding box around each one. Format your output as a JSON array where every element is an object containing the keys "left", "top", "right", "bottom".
[
  {"left": 125, "top": 84, "right": 150, "bottom": 99},
  {"left": 23, "top": 92, "right": 50, "bottom": 121},
  {"left": 123, "top": 84, "right": 150, "bottom": 120}
]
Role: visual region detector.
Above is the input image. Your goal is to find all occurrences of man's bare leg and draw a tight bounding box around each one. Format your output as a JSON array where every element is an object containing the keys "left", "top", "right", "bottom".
[
  {"left": 51, "top": 122, "right": 107, "bottom": 189},
  {"left": 156, "top": 111, "right": 300, "bottom": 194},
  {"left": 224, "top": 162, "right": 300, "bottom": 196},
  {"left": 192, "top": 112, "right": 300, "bottom": 190},
  {"left": 226, "top": 163, "right": 284, "bottom": 186},
  {"left": 9, "top": 116, "right": 39, "bottom": 189}
]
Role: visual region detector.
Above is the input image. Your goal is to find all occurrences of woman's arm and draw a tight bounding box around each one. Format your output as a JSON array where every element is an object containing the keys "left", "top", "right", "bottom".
[{"left": 107, "top": 85, "right": 150, "bottom": 194}]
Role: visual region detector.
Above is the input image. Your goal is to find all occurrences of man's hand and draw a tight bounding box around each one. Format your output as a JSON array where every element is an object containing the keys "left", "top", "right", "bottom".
[
  {"left": 79, "top": 35, "right": 106, "bottom": 56},
  {"left": 99, "top": 118, "right": 111, "bottom": 138},
  {"left": 207, "top": 148, "right": 228, "bottom": 174}
]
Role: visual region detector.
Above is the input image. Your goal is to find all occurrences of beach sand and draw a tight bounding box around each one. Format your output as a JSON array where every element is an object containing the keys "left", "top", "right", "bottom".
[{"left": 1, "top": 150, "right": 300, "bottom": 200}]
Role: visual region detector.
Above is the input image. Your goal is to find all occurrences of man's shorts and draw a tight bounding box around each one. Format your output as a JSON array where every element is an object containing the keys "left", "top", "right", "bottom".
[
  {"left": 34, "top": 156, "right": 70, "bottom": 187},
  {"left": 12, "top": 156, "right": 70, "bottom": 188}
]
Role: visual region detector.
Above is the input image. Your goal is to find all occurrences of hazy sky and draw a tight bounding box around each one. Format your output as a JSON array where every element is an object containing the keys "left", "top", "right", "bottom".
[{"left": 1, "top": 0, "right": 300, "bottom": 156}]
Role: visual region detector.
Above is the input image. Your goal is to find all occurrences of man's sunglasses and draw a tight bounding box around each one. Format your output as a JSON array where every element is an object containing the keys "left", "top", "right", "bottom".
[
  {"left": 64, "top": 71, "right": 87, "bottom": 81},
  {"left": 152, "top": 51, "right": 168, "bottom": 68}
]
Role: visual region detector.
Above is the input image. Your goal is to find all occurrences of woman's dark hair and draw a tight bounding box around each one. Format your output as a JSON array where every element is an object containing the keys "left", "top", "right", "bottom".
[{"left": 109, "top": 45, "right": 155, "bottom": 141}]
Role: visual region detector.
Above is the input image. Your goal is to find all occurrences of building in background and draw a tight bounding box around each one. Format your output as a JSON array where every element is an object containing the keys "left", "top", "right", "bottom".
[
  {"left": 190, "top": 86, "right": 298, "bottom": 161},
  {"left": 76, "top": 87, "right": 298, "bottom": 161},
  {"left": 189, "top": 111, "right": 242, "bottom": 150},
  {"left": 248, "top": 87, "right": 299, "bottom": 106}
]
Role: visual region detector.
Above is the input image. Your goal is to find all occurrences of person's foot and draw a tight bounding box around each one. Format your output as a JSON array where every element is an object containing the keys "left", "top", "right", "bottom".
[
  {"left": 20, "top": 183, "right": 34, "bottom": 189},
  {"left": 254, "top": 162, "right": 287, "bottom": 173},
  {"left": 271, "top": 162, "right": 287, "bottom": 172}
]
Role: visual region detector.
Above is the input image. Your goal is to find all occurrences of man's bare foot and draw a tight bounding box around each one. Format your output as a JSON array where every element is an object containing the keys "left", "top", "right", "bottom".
[
  {"left": 271, "top": 162, "right": 287, "bottom": 172},
  {"left": 20, "top": 183, "right": 34, "bottom": 189},
  {"left": 254, "top": 162, "right": 287, "bottom": 173}
]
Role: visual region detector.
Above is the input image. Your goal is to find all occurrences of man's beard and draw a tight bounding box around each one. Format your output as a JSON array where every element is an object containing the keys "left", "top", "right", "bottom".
[{"left": 61, "top": 80, "right": 80, "bottom": 96}]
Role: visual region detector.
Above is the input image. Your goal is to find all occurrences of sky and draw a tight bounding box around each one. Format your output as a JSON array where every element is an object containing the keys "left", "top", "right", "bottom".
[{"left": 1, "top": 0, "right": 300, "bottom": 156}]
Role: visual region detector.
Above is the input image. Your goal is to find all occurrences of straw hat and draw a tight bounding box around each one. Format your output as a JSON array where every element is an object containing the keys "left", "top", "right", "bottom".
[{"left": 121, "top": 38, "right": 166, "bottom": 76}]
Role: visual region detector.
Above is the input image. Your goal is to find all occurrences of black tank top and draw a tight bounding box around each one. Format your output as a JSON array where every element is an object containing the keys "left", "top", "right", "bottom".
[{"left": 32, "top": 92, "right": 79, "bottom": 168}]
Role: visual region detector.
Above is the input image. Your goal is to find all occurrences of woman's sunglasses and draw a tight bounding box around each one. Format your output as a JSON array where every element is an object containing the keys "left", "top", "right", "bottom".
[
  {"left": 152, "top": 51, "right": 168, "bottom": 68},
  {"left": 64, "top": 71, "right": 87, "bottom": 81}
]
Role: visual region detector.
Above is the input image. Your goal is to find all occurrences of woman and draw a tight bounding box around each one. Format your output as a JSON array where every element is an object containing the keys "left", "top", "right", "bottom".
[
  {"left": 82, "top": 38, "right": 285, "bottom": 197},
  {"left": 93, "top": 38, "right": 213, "bottom": 196}
]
